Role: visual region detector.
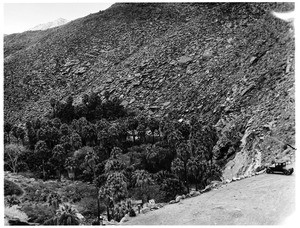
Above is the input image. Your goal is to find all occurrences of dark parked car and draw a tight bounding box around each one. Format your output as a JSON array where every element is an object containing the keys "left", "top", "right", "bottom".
[{"left": 266, "top": 161, "right": 294, "bottom": 175}]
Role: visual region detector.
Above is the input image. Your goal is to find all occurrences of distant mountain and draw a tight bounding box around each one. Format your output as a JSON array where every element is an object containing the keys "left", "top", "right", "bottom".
[{"left": 29, "top": 18, "right": 69, "bottom": 31}]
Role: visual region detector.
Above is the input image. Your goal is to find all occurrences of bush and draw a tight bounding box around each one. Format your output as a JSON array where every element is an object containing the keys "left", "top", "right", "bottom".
[
  {"left": 4, "top": 179, "right": 24, "bottom": 196},
  {"left": 129, "top": 208, "right": 136, "bottom": 217},
  {"left": 60, "top": 182, "right": 97, "bottom": 203},
  {"left": 5, "top": 195, "right": 21, "bottom": 207},
  {"left": 77, "top": 197, "right": 106, "bottom": 218},
  {"left": 4, "top": 144, "right": 26, "bottom": 173},
  {"left": 21, "top": 202, "right": 55, "bottom": 224},
  {"left": 21, "top": 184, "right": 52, "bottom": 203},
  {"left": 129, "top": 185, "right": 166, "bottom": 203},
  {"left": 160, "top": 178, "right": 186, "bottom": 202}
]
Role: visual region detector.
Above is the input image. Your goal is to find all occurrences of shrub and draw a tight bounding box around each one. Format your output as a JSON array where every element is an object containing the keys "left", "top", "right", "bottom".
[
  {"left": 129, "top": 185, "right": 166, "bottom": 203},
  {"left": 60, "top": 182, "right": 97, "bottom": 203},
  {"left": 77, "top": 197, "right": 106, "bottom": 218},
  {"left": 5, "top": 195, "right": 21, "bottom": 207},
  {"left": 160, "top": 178, "right": 186, "bottom": 202},
  {"left": 4, "top": 179, "right": 24, "bottom": 196},
  {"left": 4, "top": 144, "right": 26, "bottom": 173},
  {"left": 54, "top": 203, "right": 80, "bottom": 225},
  {"left": 21, "top": 184, "right": 52, "bottom": 203},
  {"left": 129, "top": 208, "right": 136, "bottom": 217},
  {"left": 21, "top": 202, "right": 55, "bottom": 224}
]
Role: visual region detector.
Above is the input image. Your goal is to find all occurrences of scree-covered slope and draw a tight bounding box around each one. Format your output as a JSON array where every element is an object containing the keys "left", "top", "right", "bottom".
[{"left": 4, "top": 2, "right": 295, "bottom": 176}]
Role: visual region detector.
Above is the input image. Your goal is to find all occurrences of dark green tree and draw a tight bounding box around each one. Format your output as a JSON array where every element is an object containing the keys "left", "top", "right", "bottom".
[
  {"left": 52, "top": 118, "right": 62, "bottom": 129},
  {"left": 4, "top": 122, "right": 12, "bottom": 144},
  {"left": 50, "top": 98, "right": 57, "bottom": 117},
  {"left": 126, "top": 117, "right": 138, "bottom": 143},
  {"left": 51, "top": 144, "right": 67, "bottom": 180},
  {"left": 70, "top": 132, "right": 82, "bottom": 150},
  {"left": 132, "top": 169, "right": 153, "bottom": 203},
  {"left": 60, "top": 123, "right": 70, "bottom": 136},
  {"left": 34, "top": 140, "right": 50, "bottom": 180},
  {"left": 187, "top": 156, "right": 207, "bottom": 190},
  {"left": 148, "top": 117, "right": 160, "bottom": 143}
]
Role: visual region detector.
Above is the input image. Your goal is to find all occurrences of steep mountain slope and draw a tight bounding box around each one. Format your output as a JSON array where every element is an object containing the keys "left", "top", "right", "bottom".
[
  {"left": 29, "top": 18, "right": 69, "bottom": 31},
  {"left": 4, "top": 3, "right": 295, "bottom": 176}
]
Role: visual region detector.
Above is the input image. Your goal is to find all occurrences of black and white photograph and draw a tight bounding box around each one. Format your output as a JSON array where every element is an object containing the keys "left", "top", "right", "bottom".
[{"left": 2, "top": 0, "right": 296, "bottom": 226}]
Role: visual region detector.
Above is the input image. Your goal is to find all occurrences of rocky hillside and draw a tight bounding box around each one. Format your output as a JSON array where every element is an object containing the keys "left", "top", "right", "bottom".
[{"left": 4, "top": 3, "right": 295, "bottom": 177}]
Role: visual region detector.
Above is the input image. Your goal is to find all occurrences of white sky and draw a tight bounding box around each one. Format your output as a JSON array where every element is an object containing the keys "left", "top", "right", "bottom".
[{"left": 3, "top": 2, "right": 114, "bottom": 34}]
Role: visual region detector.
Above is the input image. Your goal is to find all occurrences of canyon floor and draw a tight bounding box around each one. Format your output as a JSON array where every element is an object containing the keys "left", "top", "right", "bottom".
[{"left": 125, "top": 173, "right": 295, "bottom": 225}]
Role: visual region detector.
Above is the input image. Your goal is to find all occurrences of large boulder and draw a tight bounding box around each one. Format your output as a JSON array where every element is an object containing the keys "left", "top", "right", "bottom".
[
  {"left": 210, "top": 181, "right": 222, "bottom": 188},
  {"left": 194, "top": 191, "right": 201, "bottom": 196},
  {"left": 169, "top": 200, "right": 177, "bottom": 204},
  {"left": 200, "top": 185, "right": 212, "bottom": 193},
  {"left": 189, "top": 190, "right": 196, "bottom": 196},
  {"left": 119, "top": 214, "right": 129, "bottom": 224},
  {"left": 141, "top": 207, "right": 150, "bottom": 214},
  {"left": 225, "top": 179, "right": 232, "bottom": 184},
  {"left": 175, "top": 195, "right": 182, "bottom": 203}
]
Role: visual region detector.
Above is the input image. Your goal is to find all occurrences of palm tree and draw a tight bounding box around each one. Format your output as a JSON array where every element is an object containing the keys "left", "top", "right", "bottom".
[
  {"left": 34, "top": 140, "right": 50, "bottom": 180},
  {"left": 55, "top": 204, "right": 80, "bottom": 225},
  {"left": 132, "top": 169, "right": 153, "bottom": 203},
  {"left": 187, "top": 156, "right": 207, "bottom": 190},
  {"left": 99, "top": 186, "right": 113, "bottom": 221},
  {"left": 126, "top": 117, "right": 138, "bottom": 143},
  {"left": 106, "top": 172, "right": 128, "bottom": 203},
  {"left": 148, "top": 117, "right": 159, "bottom": 143},
  {"left": 51, "top": 144, "right": 67, "bottom": 180},
  {"left": 4, "top": 122, "right": 12, "bottom": 144},
  {"left": 171, "top": 158, "right": 185, "bottom": 182},
  {"left": 176, "top": 142, "right": 191, "bottom": 192}
]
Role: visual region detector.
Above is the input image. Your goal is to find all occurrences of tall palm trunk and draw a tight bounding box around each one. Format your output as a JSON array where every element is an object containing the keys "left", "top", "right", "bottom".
[
  {"left": 132, "top": 130, "right": 135, "bottom": 143},
  {"left": 152, "top": 131, "right": 155, "bottom": 144},
  {"left": 42, "top": 160, "right": 46, "bottom": 180},
  {"left": 184, "top": 164, "right": 189, "bottom": 192}
]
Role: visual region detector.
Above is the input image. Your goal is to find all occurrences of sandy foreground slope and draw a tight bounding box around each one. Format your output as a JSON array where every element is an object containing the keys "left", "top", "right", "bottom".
[{"left": 125, "top": 173, "right": 295, "bottom": 225}]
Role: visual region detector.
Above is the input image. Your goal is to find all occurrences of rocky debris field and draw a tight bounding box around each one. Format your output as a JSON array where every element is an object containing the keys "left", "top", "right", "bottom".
[
  {"left": 4, "top": 2, "right": 295, "bottom": 177},
  {"left": 124, "top": 173, "right": 295, "bottom": 225}
]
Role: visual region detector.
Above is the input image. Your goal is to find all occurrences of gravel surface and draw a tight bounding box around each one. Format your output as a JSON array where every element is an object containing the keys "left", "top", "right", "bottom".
[{"left": 125, "top": 173, "right": 295, "bottom": 225}]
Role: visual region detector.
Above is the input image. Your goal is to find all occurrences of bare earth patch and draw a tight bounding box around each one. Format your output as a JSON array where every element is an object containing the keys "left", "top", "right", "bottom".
[{"left": 125, "top": 174, "right": 295, "bottom": 225}]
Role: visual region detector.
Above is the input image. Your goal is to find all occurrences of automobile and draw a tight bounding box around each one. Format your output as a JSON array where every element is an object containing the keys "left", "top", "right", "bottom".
[{"left": 266, "top": 161, "right": 294, "bottom": 175}]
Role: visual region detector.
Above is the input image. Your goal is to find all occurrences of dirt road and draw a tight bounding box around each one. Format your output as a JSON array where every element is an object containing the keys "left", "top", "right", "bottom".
[{"left": 125, "top": 174, "right": 295, "bottom": 225}]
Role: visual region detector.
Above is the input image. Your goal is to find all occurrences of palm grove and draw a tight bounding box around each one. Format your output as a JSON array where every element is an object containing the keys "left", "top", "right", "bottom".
[{"left": 4, "top": 91, "right": 222, "bottom": 224}]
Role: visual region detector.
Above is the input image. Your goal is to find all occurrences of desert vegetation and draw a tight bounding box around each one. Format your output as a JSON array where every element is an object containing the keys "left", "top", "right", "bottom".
[{"left": 4, "top": 91, "right": 223, "bottom": 225}]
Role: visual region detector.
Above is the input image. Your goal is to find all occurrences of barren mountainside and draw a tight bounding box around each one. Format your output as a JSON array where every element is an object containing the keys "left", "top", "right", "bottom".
[{"left": 4, "top": 2, "right": 295, "bottom": 178}]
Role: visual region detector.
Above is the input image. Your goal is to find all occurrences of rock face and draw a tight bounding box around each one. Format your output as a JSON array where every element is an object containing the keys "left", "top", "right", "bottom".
[{"left": 4, "top": 3, "right": 295, "bottom": 177}]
